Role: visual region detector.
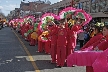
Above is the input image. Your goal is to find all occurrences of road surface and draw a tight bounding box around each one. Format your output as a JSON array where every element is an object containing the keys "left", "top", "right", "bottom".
[{"left": 0, "top": 27, "right": 86, "bottom": 72}]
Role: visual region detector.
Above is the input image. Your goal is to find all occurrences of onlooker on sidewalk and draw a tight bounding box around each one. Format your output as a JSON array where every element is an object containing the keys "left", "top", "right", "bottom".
[
  {"left": 84, "top": 31, "right": 90, "bottom": 44},
  {"left": 78, "top": 31, "right": 85, "bottom": 48}
]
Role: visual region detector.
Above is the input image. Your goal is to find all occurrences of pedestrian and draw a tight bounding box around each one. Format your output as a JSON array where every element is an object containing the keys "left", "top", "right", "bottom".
[
  {"left": 84, "top": 31, "right": 90, "bottom": 44},
  {"left": 78, "top": 31, "right": 85, "bottom": 48}
]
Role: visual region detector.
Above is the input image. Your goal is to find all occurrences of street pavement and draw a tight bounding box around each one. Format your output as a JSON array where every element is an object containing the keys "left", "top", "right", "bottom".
[{"left": 0, "top": 27, "right": 86, "bottom": 72}]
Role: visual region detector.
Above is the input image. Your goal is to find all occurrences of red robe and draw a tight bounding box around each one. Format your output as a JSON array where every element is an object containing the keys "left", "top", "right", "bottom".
[
  {"left": 86, "top": 37, "right": 108, "bottom": 72},
  {"left": 21, "top": 24, "right": 26, "bottom": 38},
  {"left": 38, "top": 30, "right": 44, "bottom": 52},
  {"left": 97, "top": 36, "right": 108, "bottom": 51},
  {"left": 81, "top": 33, "right": 103, "bottom": 50},
  {"left": 67, "top": 29, "right": 76, "bottom": 57},
  {"left": 24, "top": 24, "right": 30, "bottom": 40},
  {"left": 66, "top": 24, "right": 81, "bottom": 58},
  {"left": 57, "top": 27, "right": 67, "bottom": 66},
  {"left": 27, "top": 25, "right": 33, "bottom": 41},
  {"left": 50, "top": 25, "right": 58, "bottom": 63},
  {"left": 84, "top": 34, "right": 106, "bottom": 72},
  {"left": 44, "top": 26, "right": 53, "bottom": 54}
]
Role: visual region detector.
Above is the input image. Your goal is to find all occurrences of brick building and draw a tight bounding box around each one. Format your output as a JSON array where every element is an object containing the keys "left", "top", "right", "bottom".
[{"left": 20, "top": 1, "right": 50, "bottom": 17}]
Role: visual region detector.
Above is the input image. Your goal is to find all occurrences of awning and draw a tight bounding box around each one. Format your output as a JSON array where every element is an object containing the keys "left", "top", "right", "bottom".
[{"left": 90, "top": 12, "right": 108, "bottom": 18}]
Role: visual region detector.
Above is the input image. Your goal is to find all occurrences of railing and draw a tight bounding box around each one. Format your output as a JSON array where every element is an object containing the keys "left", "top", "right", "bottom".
[{"left": 103, "top": 8, "right": 108, "bottom": 14}]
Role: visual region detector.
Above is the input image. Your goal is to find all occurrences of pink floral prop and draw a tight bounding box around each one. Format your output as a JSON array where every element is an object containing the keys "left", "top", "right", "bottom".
[
  {"left": 59, "top": 7, "right": 92, "bottom": 26},
  {"left": 40, "top": 36, "right": 48, "bottom": 42},
  {"left": 39, "top": 13, "right": 59, "bottom": 32}
]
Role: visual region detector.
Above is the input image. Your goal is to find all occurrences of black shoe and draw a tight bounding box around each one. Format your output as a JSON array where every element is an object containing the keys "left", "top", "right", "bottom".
[
  {"left": 72, "top": 65, "right": 75, "bottom": 67},
  {"left": 29, "top": 44, "right": 32, "bottom": 46},
  {"left": 56, "top": 65, "right": 61, "bottom": 68},
  {"left": 50, "top": 61, "right": 56, "bottom": 64}
]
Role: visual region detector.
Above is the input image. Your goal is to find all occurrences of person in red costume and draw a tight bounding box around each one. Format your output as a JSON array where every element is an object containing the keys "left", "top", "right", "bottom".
[
  {"left": 29, "top": 27, "right": 38, "bottom": 46},
  {"left": 26, "top": 22, "right": 30, "bottom": 41},
  {"left": 24, "top": 22, "right": 30, "bottom": 40},
  {"left": 57, "top": 19, "right": 67, "bottom": 67},
  {"left": 28, "top": 22, "right": 34, "bottom": 42},
  {"left": 67, "top": 25, "right": 108, "bottom": 72},
  {"left": 81, "top": 26, "right": 103, "bottom": 50},
  {"left": 79, "top": 25, "right": 103, "bottom": 72},
  {"left": 66, "top": 16, "right": 82, "bottom": 58},
  {"left": 92, "top": 25, "right": 108, "bottom": 72},
  {"left": 66, "top": 26, "right": 77, "bottom": 56},
  {"left": 20, "top": 23, "right": 23, "bottom": 35},
  {"left": 50, "top": 20, "right": 59, "bottom": 63},
  {"left": 21, "top": 23, "right": 26, "bottom": 38},
  {"left": 94, "top": 25, "right": 108, "bottom": 51},
  {"left": 44, "top": 22, "right": 54, "bottom": 54},
  {"left": 38, "top": 26, "right": 44, "bottom": 52},
  {"left": 87, "top": 25, "right": 108, "bottom": 72}
]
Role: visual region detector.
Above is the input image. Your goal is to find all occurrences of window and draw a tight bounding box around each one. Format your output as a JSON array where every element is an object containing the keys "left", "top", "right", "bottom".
[
  {"left": 78, "top": 2, "right": 83, "bottom": 9},
  {"left": 92, "top": 0, "right": 95, "bottom": 3}
]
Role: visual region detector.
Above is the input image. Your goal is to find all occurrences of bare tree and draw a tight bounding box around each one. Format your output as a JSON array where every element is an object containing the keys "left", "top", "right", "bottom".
[{"left": 0, "top": 12, "right": 6, "bottom": 18}]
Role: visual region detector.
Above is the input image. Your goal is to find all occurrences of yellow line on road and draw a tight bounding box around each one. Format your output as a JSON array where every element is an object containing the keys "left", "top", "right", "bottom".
[{"left": 12, "top": 30, "right": 40, "bottom": 72}]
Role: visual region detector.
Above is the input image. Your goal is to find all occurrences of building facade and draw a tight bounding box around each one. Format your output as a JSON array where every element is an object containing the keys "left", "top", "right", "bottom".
[
  {"left": 42, "top": 0, "right": 108, "bottom": 23},
  {"left": 20, "top": 1, "right": 50, "bottom": 17},
  {"left": 42, "top": 0, "right": 91, "bottom": 14}
]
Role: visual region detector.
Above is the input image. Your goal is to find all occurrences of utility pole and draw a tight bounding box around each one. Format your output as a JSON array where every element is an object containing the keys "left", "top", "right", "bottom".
[
  {"left": 71, "top": 0, "right": 74, "bottom": 7},
  {"left": 0, "top": 9, "right": 2, "bottom": 13}
]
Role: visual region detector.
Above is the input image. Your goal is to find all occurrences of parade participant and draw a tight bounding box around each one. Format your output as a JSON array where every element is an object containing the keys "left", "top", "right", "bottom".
[
  {"left": 66, "top": 14, "right": 76, "bottom": 57},
  {"left": 38, "top": 23, "right": 45, "bottom": 52},
  {"left": 44, "top": 21, "right": 53, "bottom": 54},
  {"left": 21, "top": 22, "right": 26, "bottom": 38},
  {"left": 34, "top": 23, "right": 39, "bottom": 45},
  {"left": 38, "top": 24, "right": 49, "bottom": 53},
  {"left": 44, "top": 28, "right": 51, "bottom": 54},
  {"left": 57, "top": 19, "right": 67, "bottom": 67},
  {"left": 66, "top": 15, "right": 83, "bottom": 58},
  {"left": 87, "top": 25, "right": 108, "bottom": 72},
  {"left": 94, "top": 25, "right": 108, "bottom": 51},
  {"left": 67, "top": 25, "right": 108, "bottom": 72},
  {"left": 86, "top": 25, "right": 108, "bottom": 72},
  {"left": 24, "top": 22, "right": 30, "bottom": 40},
  {"left": 38, "top": 13, "right": 59, "bottom": 53},
  {"left": 81, "top": 25, "right": 103, "bottom": 50},
  {"left": 20, "top": 23, "right": 23, "bottom": 35},
  {"left": 27, "top": 22, "right": 34, "bottom": 42},
  {"left": 50, "top": 20, "right": 59, "bottom": 63},
  {"left": 38, "top": 29, "right": 43, "bottom": 52},
  {"left": 10, "top": 22, "right": 13, "bottom": 30},
  {"left": 30, "top": 27, "right": 38, "bottom": 46}
]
